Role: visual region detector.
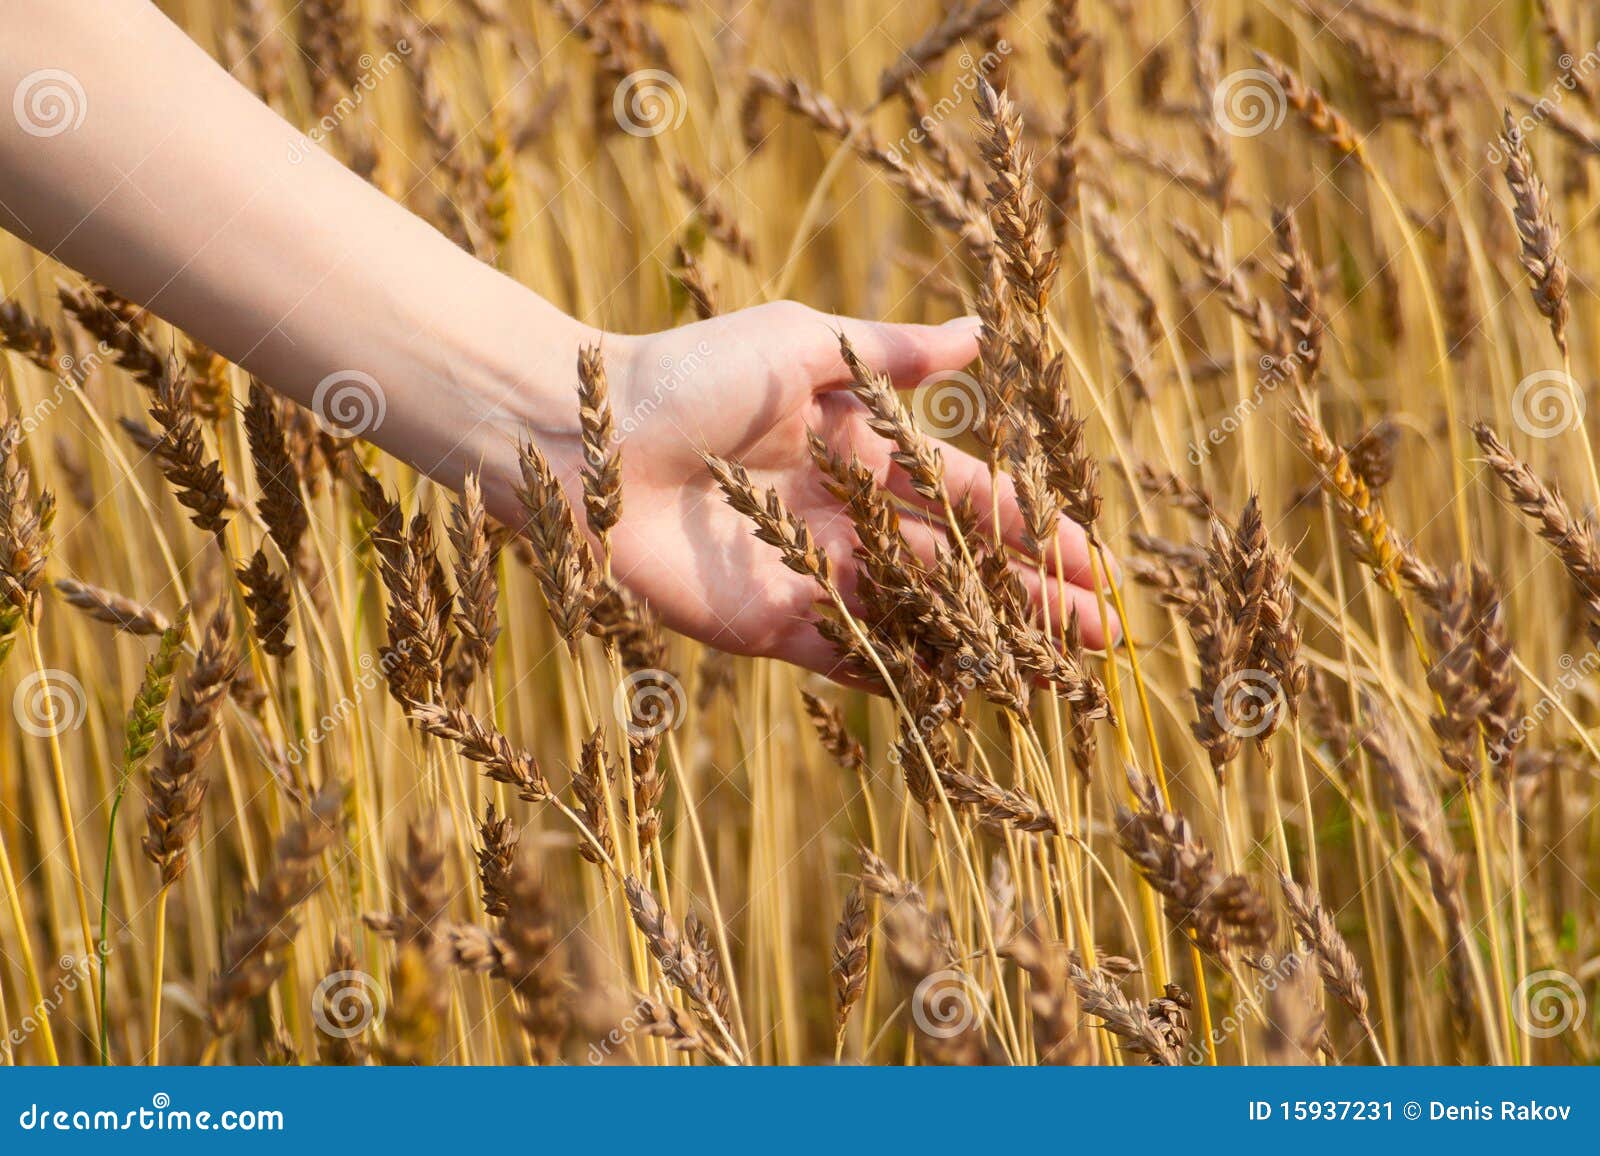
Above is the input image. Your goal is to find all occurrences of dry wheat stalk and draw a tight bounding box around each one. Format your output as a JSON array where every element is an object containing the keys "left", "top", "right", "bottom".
[
  {"left": 147, "top": 360, "right": 233, "bottom": 536},
  {"left": 409, "top": 702, "right": 551, "bottom": 803},
  {"left": 315, "top": 933, "right": 370, "bottom": 1065},
  {"left": 208, "top": 784, "right": 345, "bottom": 1034},
  {"left": 495, "top": 850, "right": 571, "bottom": 1063},
  {"left": 831, "top": 882, "right": 870, "bottom": 1033},
  {"left": 672, "top": 165, "right": 756, "bottom": 264},
  {"left": 447, "top": 472, "right": 499, "bottom": 692},
  {"left": 244, "top": 381, "right": 310, "bottom": 567},
  {"left": 1500, "top": 109, "right": 1570, "bottom": 353},
  {"left": 1252, "top": 51, "right": 1362, "bottom": 156},
  {"left": 236, "top": 549, "right": 295, "bottom": 657},
  {"left": 0, "top": 298, "right": 59, "bottom": 371},
  {"left": 144, "top": 604, "right": 239, "bottom": 888},
  {"left": 1069, "top": 962, "right": 1181, "bottom": 1065},
  {"left": 516, "top": 438, "right": 596, "bottom": 647},
  {"left": 52, "top": 577, "right": 169, "bottom": 636},
  {"left": 1474, "top": 422, "right": 1600, "bottom": 639},
  {"left": 576, "top": 344, "right": 622, "bottom": 553},
  {"left": 877, "top": 0, "right": 1006, "bottom": 101},
  {"left": 1116, "top": 770, "right": 1275, "bottom": 961},
  {"left": 1002, "top": 917, "right": 1089, "bottom": 1064},
  {"left": 1278, "top": 871, "right": 1374, "bottom": 1038}
]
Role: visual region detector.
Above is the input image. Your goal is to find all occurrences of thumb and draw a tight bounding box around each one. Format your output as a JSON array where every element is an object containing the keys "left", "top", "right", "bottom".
[{"left": 819, "top": 312, "right": 983, "bottom": 391}]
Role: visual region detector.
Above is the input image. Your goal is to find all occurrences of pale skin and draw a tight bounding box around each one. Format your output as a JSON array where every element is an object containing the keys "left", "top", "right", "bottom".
[{"left": 1, "top": 1, "right": 1112, "bottom": 679}]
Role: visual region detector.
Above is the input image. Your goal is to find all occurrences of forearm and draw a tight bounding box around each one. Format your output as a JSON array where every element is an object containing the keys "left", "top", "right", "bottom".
[{"left": 0, "top": 1, "right": 600, "bottom": 486}]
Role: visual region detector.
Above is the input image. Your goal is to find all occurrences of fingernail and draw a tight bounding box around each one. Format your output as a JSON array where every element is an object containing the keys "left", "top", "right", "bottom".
[{"left": 943, "top": 314, "right": 983, "bottom": 333}]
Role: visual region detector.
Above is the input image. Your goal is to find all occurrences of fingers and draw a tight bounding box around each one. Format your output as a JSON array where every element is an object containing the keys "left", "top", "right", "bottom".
[
  {"left": 896, "top": 515, "right": 1121, "bottom": 650},
  {"left": 779, "top": 629, "right": 885, "bottom": 692},
  {"left": 785, "top": 504, "right": 1120, "bottom": 690},
  {"left": 1009, "top": 561, "right": 1122, "bottom": 651},
  {"left": 814, "top": 311, "right": 982, "bottom": 391},
  {"left": 884, "top": 441, "right": 1101, "bottom": 588}
]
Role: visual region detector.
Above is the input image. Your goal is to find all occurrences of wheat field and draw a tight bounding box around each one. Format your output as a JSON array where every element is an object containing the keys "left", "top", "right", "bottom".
[{"left": 3, "top": 0, "right": 1600, "bottom": 1067}]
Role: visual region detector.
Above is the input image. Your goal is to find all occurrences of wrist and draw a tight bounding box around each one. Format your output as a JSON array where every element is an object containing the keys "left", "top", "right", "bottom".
[{"left": 393, "top": 258, "right": 635, "bottom": 495}]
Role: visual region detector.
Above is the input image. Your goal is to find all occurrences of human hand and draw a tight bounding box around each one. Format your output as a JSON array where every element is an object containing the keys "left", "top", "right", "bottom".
[{"left": 565, "top": 301, "right": 1116, "bottom": 677}]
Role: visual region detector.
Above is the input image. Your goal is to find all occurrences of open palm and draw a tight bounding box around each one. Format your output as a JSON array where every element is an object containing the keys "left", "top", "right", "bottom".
[{"left": 592, "top": 301, "right": 1114, "bottom": 678}]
